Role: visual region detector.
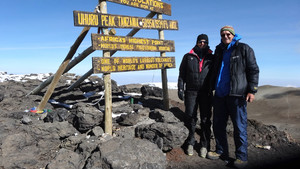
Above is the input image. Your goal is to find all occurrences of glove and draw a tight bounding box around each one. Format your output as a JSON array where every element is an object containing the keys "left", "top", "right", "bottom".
[
  {"left": 178, "top": 89, "right": 184, "bottom": 101},
  {"left": 177, "top": 77, "right": 184, "bottom": 101}
]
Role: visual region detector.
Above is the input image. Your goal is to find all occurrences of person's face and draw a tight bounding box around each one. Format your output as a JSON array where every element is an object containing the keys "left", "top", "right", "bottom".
[
  {"left": 197, "top": 39, "right": 208, "bottom": 49},
  {"left": 221, "top": 30, "right": 234, "bottom": 45}
]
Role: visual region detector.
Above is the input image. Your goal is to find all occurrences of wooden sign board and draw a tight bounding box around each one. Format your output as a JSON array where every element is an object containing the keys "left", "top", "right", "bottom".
[
  {"left": 93, "top": 56, "right": 175, "bottom": 73},
  {"left": 91, "top": 34, "right": 175, "bottom": 52},
  {"left": 107, "top": 0, "right": 171, "bottom": 16},
  {"left": 73, "top": 11, "right": 178, "bottom": 30}
]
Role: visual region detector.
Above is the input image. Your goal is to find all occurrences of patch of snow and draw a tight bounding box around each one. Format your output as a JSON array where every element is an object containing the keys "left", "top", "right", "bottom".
[
  {"left": 0, "top": 71, "right": 51, "bottom": 83},
  {"left": 142, "top": 82, "right": 177, "bottom": 89}
]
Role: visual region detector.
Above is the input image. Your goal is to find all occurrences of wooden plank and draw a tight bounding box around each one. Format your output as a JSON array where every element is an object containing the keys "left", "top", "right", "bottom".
[
  {"left": 91, "top": 34, "right": 175, "bottom": 52},
  {"left": 106, "top": 0, "right": 171, "bottom": 16},
  {"left": 36, "top": 26, "right": 91, "bottom": 113},
  {"left": 73, "top": 11, "right": 178, "bottom": 30},
  {"left": 92, "top": 56, "right": 175, "bottom": 73}
]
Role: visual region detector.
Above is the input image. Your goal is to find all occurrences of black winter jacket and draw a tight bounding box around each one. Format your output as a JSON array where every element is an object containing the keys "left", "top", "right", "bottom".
[
  {"left": 178, "top": 47, "right": 214, "bottom": 91},
  {"left": 210, "top": 41, "right": 259, "bottom": 96}
]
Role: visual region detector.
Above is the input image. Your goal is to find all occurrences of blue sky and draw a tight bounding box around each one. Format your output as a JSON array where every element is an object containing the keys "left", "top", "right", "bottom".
[{"left": 0, "top": 0, "right": 299, "bottom": 87}]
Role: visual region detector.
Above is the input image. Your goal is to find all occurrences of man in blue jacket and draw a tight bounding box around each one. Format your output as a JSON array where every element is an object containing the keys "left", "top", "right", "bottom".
[
  {"left": 207, "top": 26, "right": 259, "bottom": 169},
  {"left": 178, "top": 34, "right": 214, "bottom": 158}
]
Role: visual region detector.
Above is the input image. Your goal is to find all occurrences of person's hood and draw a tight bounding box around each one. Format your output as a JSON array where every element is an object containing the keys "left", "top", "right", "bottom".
[{"left": 228, "top": 33, "right": 242, "bottom": 49}]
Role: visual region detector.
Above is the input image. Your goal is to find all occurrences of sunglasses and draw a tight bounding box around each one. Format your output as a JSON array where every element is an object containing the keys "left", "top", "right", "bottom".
[
  {"left": 198, "top": 41, "right": 207, "bottom": 44},
  {"left": 221, "top": 33, "right": 232, "bottom": 37}
]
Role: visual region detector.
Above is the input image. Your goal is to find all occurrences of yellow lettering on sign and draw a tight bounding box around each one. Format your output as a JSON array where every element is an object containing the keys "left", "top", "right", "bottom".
[
  {"left": 123, "top": 58, "right": 132, "bottom": 64},
  {"left": 152, "top": 0, "right": 164, "bottom": 9},
  {"left": 101, "top": 65, "right": 116, "bottom": 72},
  {"left": 118, "top": 16, "right": 139, "bottom": 28},
  {"left": 108, "top": 15, "right": 116, "bottom": 26},
  {"left": 120, "top": 0, "right": 130, "bottom": 5},
  {"left": 146, "top": 63, "right": 158, "bottom": 69},
  {"left": 137, "top": 64, "right": 145, "bottom": 70},
  {"left": 164, "top": 63, "right": 173, "bottom": 68},
  {"left": 130, "top": 2, "right": 139, "bottom": 7},
  {"left": 139, "top": 57, "right": 155, "bottom": 63},
  {"left": 129, "top": 38, "right": 150, "bottom": 45},
  {"left": 169, "top": 21, "right": 178, "bottom": 30},
  {"left": 122, "top": 58, "right": 139, "bottom": 64},
  {"left": 119, "top": 44, "right": 134, "bottom": 50},
  {"left": 151, "top": 40, "right": 163, "bottom": 45},
  {"left": 155, "top": 57, "right": 172, "bottom": 63},
  {"left": 158, "top": 46, "right": 171, "bottom": 51},
  {"left": 101, "top": 15, "right": 121, "bottom": 27},
  {"left": 141, "top": 18, "right": 169, "bottom": 29},
  {"left": 98, "top": 36, "right": 126, "bottom": 43},
  {"left": 101, "top": 58, "right": 110, "bottom": 64},
  {"left": 78, "top": 13, "right": 98, "bottom": 26},
  {"left": 99, "top": 36, "right": 109, "bottom": 42},
  {"left": 101, "top": 15, "right": 109, "bottom": 26},
  {"left": 135, "top": 0, "right": 164, "bottom": 9},
  {"left": 114, "top": 58, "right": 120, "bottom": 64},
  {"left": 117, "top": 65, "right": 136, "bottom": 71},
  {"left": 108, "top": 36, "right": 126, "bottom": 43},
  {"left": 100, "top": 43, "right": 118, "bottom": 50},
  {"left": 140, "top": 4, "right": 149, "bottom": 9}
]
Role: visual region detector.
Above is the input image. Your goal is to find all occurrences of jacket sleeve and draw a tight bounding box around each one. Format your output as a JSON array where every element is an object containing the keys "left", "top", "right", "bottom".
[
  {"left": 178, "top": 54, "right": 187, "bottom": 91},
  {"left": 209, "top": 46, "right": 221, "bottom": 92},
  {"left": 245, "top": 45, "right": 259, "bottom": 94}
]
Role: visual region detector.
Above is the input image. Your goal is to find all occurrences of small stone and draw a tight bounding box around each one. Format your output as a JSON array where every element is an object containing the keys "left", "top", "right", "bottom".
[{"left": 21, "top": 115, "right": 32, "bottom": 124}]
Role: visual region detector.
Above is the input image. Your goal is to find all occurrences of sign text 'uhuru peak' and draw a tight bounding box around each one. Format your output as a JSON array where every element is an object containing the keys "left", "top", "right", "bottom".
[{"left": 74, "top": 11, "right": 178, "bottom": 30}]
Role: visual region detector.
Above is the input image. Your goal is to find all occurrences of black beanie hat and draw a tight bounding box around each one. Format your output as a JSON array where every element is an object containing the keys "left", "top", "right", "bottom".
[{"left": 196, "top": 34, "right": 209, "bottom": 44}]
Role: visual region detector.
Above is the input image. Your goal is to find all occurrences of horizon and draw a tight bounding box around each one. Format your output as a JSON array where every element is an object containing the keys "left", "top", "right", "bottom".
[
  {"left": 1, "top": 71, "right": 299, "bottom": 88},
  {"left": 1, "top": 0, "right": 299, "bottom": 87}
]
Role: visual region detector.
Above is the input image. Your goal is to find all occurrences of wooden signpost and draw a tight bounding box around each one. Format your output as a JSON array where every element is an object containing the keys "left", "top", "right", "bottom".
[
  {"left": 88, "top": 0, "right": 176, "bottom": 135},
  {"left": 31, "top": 0, "right": 177, "bottom": 135},
  {"left": 92, "top": 56, "right": 175, "bottom": 73},
  {"left": 73, "top": 11, "right": 178, "bottom": 30}
]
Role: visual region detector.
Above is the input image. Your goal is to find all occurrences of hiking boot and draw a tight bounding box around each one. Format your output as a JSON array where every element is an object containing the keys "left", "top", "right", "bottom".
[
  {"left": 233, "top": 159, "right": 248, "bottom": 169},
  {"left": 199, "top": 147, "right": 207, "bottom": 158},
  {"left": 186, "top": 145, "right": 194, "bottom": 156},
  {"left": 207, "top": 151, "right": 221, "bottom": 160}
]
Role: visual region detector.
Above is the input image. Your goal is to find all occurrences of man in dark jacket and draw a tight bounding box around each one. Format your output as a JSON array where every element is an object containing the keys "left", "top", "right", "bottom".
[
  {"left": 207, "top": 26, "right": 259, "bottom": 169},
  {"left": 178, "top": 34, "right": 214, "bottom": 157}
]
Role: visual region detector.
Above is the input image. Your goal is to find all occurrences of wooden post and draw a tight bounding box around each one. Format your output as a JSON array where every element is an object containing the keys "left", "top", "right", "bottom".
[
  {"left": 67, "top": 68, "right": 93, "bottom": 91},
  {"left": 27, "top": 46, "right": 95, "bottom": 96},
  {"left": 36, "top": 26, "right": 90, "bottom": 111},
  {"left": 157, "top": 1, "right": 170, "bottom": 110},
  {"left": 99, "top": 0, "right": 113, "bottom": 135}
]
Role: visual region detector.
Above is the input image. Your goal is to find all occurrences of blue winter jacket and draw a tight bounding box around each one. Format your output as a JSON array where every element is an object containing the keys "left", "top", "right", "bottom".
[{"left": 211, "top": 34, "right": 259, "bottom": 97}]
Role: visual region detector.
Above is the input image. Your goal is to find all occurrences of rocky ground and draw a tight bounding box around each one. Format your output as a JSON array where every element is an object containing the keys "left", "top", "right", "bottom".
[{"left": 0, "top": 73, "right": 300, "bottom": 169}]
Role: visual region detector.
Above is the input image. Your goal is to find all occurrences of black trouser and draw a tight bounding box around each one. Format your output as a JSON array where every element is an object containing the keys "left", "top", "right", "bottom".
[{"left": 184, "top": 90, "right": 212, "bottom": 150}]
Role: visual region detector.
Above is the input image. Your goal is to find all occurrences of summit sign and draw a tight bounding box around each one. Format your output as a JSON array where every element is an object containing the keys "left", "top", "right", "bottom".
[
  {"left": 106, "top": 0, "right": 172, "bottom": 15},
  {"left": 73, "top": 11, "right": 178, "bottom": 30}
]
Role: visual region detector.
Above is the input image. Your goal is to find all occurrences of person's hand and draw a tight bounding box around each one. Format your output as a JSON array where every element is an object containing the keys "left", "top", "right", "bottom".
[
  {"left": 178, "top": 89, "right": 184, "bottom": 101},
  {"left": 246, "top": 93, "right": 255, "bottom": 102}
]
